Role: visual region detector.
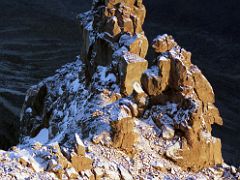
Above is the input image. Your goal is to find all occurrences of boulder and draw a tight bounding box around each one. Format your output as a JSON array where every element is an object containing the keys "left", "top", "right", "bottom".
[
  {"left": 71, "top": 153, "right": 93, "bottom": 172},
  {"left": 141, "top": 56, "right": 171, "bottom": 96},
  {"left": 118, "top": 52, "right": 148, "bottom": 95},
  {"left": 111, "top": 117, "right": 139, "bottom": 154},
  {"left": 152, "top": 34, "right": 177, "bottom": 53}
]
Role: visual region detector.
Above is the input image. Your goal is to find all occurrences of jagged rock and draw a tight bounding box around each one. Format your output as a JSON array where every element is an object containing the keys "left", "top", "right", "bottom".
[
  {"left": 104, "top": 16, "right": 121, "bottom": 36},
  {"left": 74, "top": 133, "right": 86, "bottom": 156},
  {"left": 132, "top": 82, "right": 148, "bottom": 115},
  {"left": 145, "top": 34, "right": 223, "bottom": 171},
  {"left": 93, "top": 34, "right": 115, "bottom": 67},
  {"left": 111, "top": 117, "right": 139, "bottom": 153},
  {"left": 119, "top": 34, "right": 149, "bottom": 58},
  {"left": 79, "top": 0, "right": 148, "bottom": 80},
  {"left": 118, "top": 52, "right": 148, "bottom": 95},
  {"left": 20, "top": 85, "right": 48, "bottom": 138},
  {"left": 141, "top": 57, "right": 171, "bottom": 96},
  {"left": 191, "top": 67, "right": 215, "bottom": 104},
  {"left": 152, "top": 34, "right": 177, "bottom": 53},
  {"left": 71, "top": 153, "right": 93, "bottom": 172},
  {"left": 79, "top": 12, "right": 94, "bottom": 63},
  {"left": 15, "top": 0, "right": 233, "bottom": 179}
]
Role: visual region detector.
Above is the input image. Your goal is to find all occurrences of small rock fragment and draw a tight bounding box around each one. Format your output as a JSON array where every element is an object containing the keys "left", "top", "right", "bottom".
[
  {"left": 74, "top": 133, "right": 86, "bottom": 156},
  {"left": 161, "top": 125, "right": 175, "bottom": 140}
]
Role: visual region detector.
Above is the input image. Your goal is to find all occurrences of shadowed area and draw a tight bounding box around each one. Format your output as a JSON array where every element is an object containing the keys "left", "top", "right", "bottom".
[{"left": 0, "top": 0, "right": 239, "bottom": 166}]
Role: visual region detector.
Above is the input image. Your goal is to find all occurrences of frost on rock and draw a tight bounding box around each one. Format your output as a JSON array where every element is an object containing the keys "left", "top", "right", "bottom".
[{"left": 1, "top": 0, "right": 237, "bottom": 179}]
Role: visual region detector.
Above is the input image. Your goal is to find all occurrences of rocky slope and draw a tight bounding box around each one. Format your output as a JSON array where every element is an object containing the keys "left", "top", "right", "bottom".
[{"left": 0, "top": 0, "right": 239, "bottom": 179}]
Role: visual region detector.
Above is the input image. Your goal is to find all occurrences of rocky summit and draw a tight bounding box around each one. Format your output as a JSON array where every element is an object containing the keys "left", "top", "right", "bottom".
[{"left": 0, "top": 0, "right": 239, "bottom": 179}]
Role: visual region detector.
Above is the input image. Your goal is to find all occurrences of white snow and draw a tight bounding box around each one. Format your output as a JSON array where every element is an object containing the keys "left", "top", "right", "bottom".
[
  {"left": 31, "top": 128, "right": 49, "bottom": 144},
  {"left": 97, "top": 66, "right": 116, "bottom": 83},
  {"left": 71, "top": 79, "right": 80, "bottom": 92},
  {"left": 25, "top": 107, "right": 32, "bottom": 113}
]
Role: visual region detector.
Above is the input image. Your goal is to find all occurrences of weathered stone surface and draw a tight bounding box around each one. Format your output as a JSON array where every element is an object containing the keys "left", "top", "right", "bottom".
[
  {"left": 111, "top": 117, "right": 139, "bottom": 154},
  {"left": 132, "top": 82, "right": 148, "bottom": 115},
  {"left": 191, "top": 66, "right": 215, "bottom": 104},
  {"left": 74, "top": 133, "right": 85, "bottom": 156},
  {"left": 79, "top": 12, "right": 94, "bottom": 63},
  {"left": 118, "top": 52, "right": 148, "bottom": 95},
  {"left": 142, "top": 57, "right": 171, "bottom": 96},
  {"left": 16, "top": 0, "right": 231, "bottom": 179},
  {"left": 78, "top": 0, "right": 147, "bottom": 80},
  {"left": 152, "top": 34, "right": 177, "bottom": 53},
  {"left": 119, "top": 34, "right": 149, "bottom": 58},
  {"left": 93, "top": 35, "right": 115, "bottom": 67},
  {"left": 71, "top": 153, "right": 93, "bottom": 172},
  {"left": 143, "top": 34, "right": 223, "bottom": 171}
]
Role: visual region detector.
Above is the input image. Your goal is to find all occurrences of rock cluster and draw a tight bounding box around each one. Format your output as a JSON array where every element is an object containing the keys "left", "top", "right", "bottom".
[
  {"left": 79, "top": 0, "right": 148, "bottom": 94},
  {"left": 142, "top": 34, "right": 223, "bottom": 171},
  {"left": 3, "top": 0, "right": 237, "bottom": 179}
]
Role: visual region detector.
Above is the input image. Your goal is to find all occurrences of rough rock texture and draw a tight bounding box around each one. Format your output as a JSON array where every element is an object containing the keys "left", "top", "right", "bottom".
[
  {"left": 1, "top": 0, "right": 238, "bottom": 179},
  {"left": 79, "top": 0, "right": 148, "bottom": 78},
  {"left": 118, "top": 52, "right": 148, "bottom": 95},
  {"left": 142, "top": 34, "right": 224, "bottom": 171}
]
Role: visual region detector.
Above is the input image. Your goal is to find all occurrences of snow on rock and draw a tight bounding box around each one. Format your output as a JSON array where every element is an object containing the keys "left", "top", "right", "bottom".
[
  {"left": 30, "top": 128, "right": 49, "bottom": 144},
  {"left": 1, "top": 0, "right": 237, "bottom": 179}
]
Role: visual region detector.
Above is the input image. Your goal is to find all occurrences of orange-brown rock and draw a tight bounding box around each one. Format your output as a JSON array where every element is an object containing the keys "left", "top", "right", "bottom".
[
  {"left": 128, "top": 34, "right": 148, "bottom": 58},
  {"left": 144, "top": 34, "right": 223, "bottom": 171},
  {"left": 152, "top": 34, "right": 177, "bottom": 53},
  {"left": 71, "top": 153, "right": 93, "bottom": 172},
  {"left": 141, "top": 57, "right": 171, "bottom": 96},
  {"left": 79, "top": 0, "right": 148, "bottom": 80},
  {"left": 111, "top": 117, "right": 139, "bottom": 154},
  {"left": 118, "top": 52, "right": 148, "bottom": 95},
  {"left": 74, "top": 133, "right": 86, "bottom": 156},
  {"left": 191, "top": 66, "right": 215, "bottom": 104},
  {"left": 132, "top": 82, "right": 149, "bottom": 115}
]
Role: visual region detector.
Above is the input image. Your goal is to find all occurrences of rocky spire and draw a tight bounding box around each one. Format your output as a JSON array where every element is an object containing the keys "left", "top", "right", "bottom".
[
  {"left": 142, "top": 34, "right": 223, "bottom": 171},
  {"left": 14, "top": 0, "right": 234, "bottom": 179},
  {"left": 78, "top": 2, "right": 224, "bottom": 171},
  {"left": 79, "top": 0, "right": 148, "bottom": 94}
]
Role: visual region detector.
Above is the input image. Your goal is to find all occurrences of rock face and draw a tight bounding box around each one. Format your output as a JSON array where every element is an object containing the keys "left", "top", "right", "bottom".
[
  {"left": 79, "top": 0, "right": 148, "bottom": 79},
  {"left": 142, "top": 34, "right": 223, "bottom": 171},
  {"left": 1, "top": 0, "right": 237, "bottom": 179},
  {"left": 118, "top": 52, "right": 148, "bottom": 95}
]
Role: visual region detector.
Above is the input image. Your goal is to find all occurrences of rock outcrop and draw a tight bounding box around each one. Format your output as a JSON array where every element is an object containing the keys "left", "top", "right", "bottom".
[
  {"left": 0, "top": 0, "right": 238, "bottom": 179},
  {"left": 142, "top": 34, "right": 223, "bottom": 171},
  {"left": 79, "top": 0, "right": 148, "bottom": 94}
]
